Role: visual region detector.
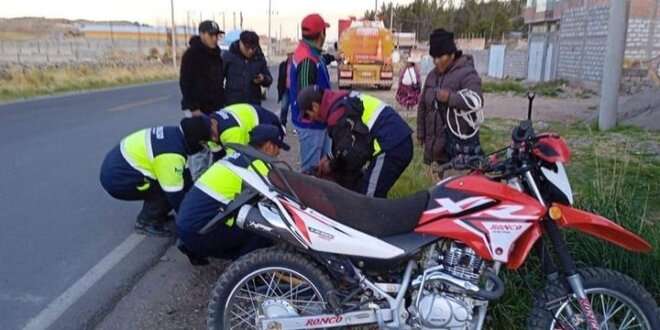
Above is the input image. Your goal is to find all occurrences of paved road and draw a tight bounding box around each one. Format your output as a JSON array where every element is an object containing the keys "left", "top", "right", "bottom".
[{"left": 0, "top": 76, "right": 283, "bottom": 330}]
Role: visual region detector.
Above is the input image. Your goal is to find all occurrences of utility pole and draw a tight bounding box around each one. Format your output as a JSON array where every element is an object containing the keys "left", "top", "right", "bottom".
[
  {"left": 233, "top": 12, "right": 236, "bottom": 30},
  {"left": 170, "top": 0, "right": 177, "bottom": 69},
  {"left": 389, "top": 4, "right": 393, "bottom": 31},
  {"left": 375, "top": 0, "right": 378, "bottom": 17},
  {"left": 268, "top": 0, "right": 272, "bottom": 57},
  {"left": 598, "top": 0, "right": 630, "bottom": 130},
  {"left": 222, "top": 12, "right": 226, "bottom": 31}
]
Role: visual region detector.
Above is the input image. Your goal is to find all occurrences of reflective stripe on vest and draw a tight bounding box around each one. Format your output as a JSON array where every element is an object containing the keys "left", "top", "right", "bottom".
[
  {"left": 223, "top": 104, "right": 260, "bottom": 130},
  {"left": 220, "top": 104, "right": 261, "bottom": 151},
  {"left": 194, "top": 158, "right": 269, "bottom": 227},
  {"left": 357, "top": 94, "right": 386, "bottom": 155},
  {"left": 120, "top": 129, "right": 156, "bottom": 179}
]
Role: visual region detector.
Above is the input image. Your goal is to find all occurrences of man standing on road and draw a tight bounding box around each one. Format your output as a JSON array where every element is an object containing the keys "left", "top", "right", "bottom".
[
  {"left": 297, "top": 86, "right": 413, "bottom": 198},
  {"left": 99, "top": 117, "right": 214, "bottom": 237},
  {"left": 180, "top": 20, "right": 225, "bottom": 116},
  {"left": 176, "top": 125, "right": 290, "bottom": 265},
  {"left": 277, "top": 49, "right": 294, "bottom": 132},
  {"left": 223, "top": 31, "right": 273, "bottom": 106},
  {"left": 289, "top": 13, "right": 337, "bottom": 173}
]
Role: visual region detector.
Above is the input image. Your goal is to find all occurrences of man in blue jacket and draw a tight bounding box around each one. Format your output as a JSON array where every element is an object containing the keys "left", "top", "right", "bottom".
[
  {"left": 222, "top": 31, "right": 273, "bottom": 106},
  {"left": 289, "top": 13, "right": 337, "bottom": 173},
  {"left": 100, "top": 117, "right": 213, "bottom": 236},
  {"left": 176, "top": 125, "right": 289, "bottom": 264}
]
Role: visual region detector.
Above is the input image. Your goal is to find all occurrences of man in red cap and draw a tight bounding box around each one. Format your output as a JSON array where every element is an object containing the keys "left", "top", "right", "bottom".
[{"left": 288, "top": 13, "right": 337, "bottom": 173}]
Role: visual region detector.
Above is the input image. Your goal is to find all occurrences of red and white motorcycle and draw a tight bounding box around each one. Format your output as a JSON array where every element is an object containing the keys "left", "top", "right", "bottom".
[{"left": 201, "top": 94, "right": 657, "bottom": 330}]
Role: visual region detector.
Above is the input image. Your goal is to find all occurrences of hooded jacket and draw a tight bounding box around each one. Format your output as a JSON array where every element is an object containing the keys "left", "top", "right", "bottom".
[
  {"left": 222, "top": 41, "right": 273, "bottom": 106},
  {"left": 179, "top": 36, "right": 225, "bottom": 114},
  {"left": 416, "top": 54, "right": 483, "bottom": 165}
]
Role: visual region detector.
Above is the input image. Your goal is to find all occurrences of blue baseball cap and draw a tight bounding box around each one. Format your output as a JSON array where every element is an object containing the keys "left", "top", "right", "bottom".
[{"left": 249, "top": 124, "right": 290, "bottom": 151}]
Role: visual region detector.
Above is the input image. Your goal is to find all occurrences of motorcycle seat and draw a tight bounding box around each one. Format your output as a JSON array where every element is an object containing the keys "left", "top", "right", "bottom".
[{"left": 268, "top": 169, "right": 429, "bottom": 237}]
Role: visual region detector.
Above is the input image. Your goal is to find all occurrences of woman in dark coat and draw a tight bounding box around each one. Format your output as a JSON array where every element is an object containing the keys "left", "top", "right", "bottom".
[{"left": 416, "top": 28, "right": 484, "bottom": 174}]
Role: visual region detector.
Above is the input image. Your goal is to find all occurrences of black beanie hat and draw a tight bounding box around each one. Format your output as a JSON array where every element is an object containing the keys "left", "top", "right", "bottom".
[
  {"left": 429, "top": 28, "right": 457, "bottom": 58},
  {"left": 180, "top": 116, "right": 212, "bottom": 154}
]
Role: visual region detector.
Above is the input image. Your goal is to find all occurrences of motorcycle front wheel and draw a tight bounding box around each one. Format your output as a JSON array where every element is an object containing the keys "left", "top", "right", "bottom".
[
  {"left": 207, "top": 246, "right": 335, "bottom": 330},
  {"left": 527, "top": 267, "right": 659, "bottom": 330}
]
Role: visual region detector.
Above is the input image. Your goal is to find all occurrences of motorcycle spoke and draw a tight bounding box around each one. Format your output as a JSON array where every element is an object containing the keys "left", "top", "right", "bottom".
[
  {"left": 618, "top": 309, "right": 639, "bottom": 330},
  {"left": 229, "top": 304, "right": 257, "bottom": 329},
  {"left": 225, "top": 267, "right": 328, "bottom": 329}
]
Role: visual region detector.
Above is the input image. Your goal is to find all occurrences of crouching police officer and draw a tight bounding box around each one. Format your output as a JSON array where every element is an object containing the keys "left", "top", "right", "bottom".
[
  {"left": 100, "top": 117, "right": 213, "bottom": 236},
  {"left": 297, "top": 85, "right": 413, "bottom": 198},
  {"left": 176, "top": 124, "right": 290, "bottom": 265}
]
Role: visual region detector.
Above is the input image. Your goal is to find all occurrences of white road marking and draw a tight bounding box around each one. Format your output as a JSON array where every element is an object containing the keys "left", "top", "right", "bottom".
[{"left": 21, "top": 233, "right": 146, "bottom": 330}]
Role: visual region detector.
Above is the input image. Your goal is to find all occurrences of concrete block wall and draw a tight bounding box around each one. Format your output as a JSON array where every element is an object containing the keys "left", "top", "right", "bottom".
[
  {"left": 504, "top": 50, "right": 528, "bottom": 78},
  {"left": 467, "top": 50, "right": 490, "bottom": 75},
  {"left": 625, "top": 18, "right": 660, "bottom": 61},
  {"left": 556, "top": 5, "right": 609, "bottom": 82},
  {"left": 0, "top": 38, "right": 170, "bottom": 64}
]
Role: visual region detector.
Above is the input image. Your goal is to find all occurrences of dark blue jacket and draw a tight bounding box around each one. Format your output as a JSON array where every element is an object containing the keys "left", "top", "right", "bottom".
[
  {"left": 222, "top": 41, "right": 273, "bottom": 106},
  {"left": 288, "top": 40, "right": 332, "bottom": 129}
]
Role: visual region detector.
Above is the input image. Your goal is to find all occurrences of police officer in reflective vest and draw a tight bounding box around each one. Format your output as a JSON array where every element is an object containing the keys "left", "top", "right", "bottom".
[
  {"left": 297, "top": 85, "right": 414, "bottom": 198},
  {"left": 207, "top": 103, "right": 284, "bottom": 158},
  {"left": 100, "top": 117, "right": 213, "bottom": 236},
  {"left": 176, "top": 125, "right": 290, "bottom": 265}
]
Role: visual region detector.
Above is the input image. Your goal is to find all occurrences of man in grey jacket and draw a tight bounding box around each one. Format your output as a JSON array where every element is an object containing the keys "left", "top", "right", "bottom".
[{"left": 417, "top": 28, "right": 484, "bottom": 174}]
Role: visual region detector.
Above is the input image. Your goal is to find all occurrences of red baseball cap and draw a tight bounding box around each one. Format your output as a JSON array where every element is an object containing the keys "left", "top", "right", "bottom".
[{"left": 301, "top": 14, "right": 330, "bottom": 37}]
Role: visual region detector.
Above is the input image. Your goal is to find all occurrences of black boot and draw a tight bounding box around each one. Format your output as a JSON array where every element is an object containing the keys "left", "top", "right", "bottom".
[
  {"left": 176, "top": 239, "right": 209, "bottom": 266},
  {"left": 135, "top": 188, "right": 172, "bottom": 237}
]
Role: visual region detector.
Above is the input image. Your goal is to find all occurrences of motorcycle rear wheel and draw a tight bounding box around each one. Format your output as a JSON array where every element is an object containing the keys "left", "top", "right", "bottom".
[
  {"left": 207, "top": 246, "right": 335, "bottom": 330},
  {"left": 526, "top": 267, "right": 659, "bottom": 330}
]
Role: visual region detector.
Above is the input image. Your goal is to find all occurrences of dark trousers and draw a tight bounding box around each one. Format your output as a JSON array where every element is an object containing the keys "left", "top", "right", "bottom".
[
  {"left": 279, "top": 91, "right": 290, "bottom": 126},
  {"left": 177, "top": 226, "right": 272, "bottom": 260},
  {"left": 360, "top": 136, "right": 414, "bottom": 198},
  {"left": 100, "top": 146, "right": 172, "bottom": 223}
]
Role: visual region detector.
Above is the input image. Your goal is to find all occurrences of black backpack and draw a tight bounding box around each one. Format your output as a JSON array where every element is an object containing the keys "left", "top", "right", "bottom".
[{"left": 327, "top": 96, "right": 374, "bottom": 172}]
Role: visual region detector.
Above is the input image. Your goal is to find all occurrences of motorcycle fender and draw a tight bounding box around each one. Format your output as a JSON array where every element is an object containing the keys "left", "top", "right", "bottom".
[{"left": 553, "top": 204, "right": 651, "bottom": 253}]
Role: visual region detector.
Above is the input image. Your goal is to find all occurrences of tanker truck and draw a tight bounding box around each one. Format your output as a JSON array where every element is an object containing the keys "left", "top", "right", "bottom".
[{"left": 337, "top": 19, "right": 394, "bottom": 90}]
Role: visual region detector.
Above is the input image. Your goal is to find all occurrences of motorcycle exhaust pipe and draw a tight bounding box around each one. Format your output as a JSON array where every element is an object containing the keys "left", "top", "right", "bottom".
[
  {"left": 473, "top": 269, "right": 505, "bottom": 300},
  {"left": 235, "top": 204, "right": 307, "bottom": 249},
  {"left": 235, "top": 204, "right": 282, "bottom": 240}
]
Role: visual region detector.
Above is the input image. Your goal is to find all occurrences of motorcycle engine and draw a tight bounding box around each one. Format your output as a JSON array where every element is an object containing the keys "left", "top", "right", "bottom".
[
  {"left": 417, "top": 294, "right": 472, "bottom": 329},
  {"left": 441, "top": 242, "right": 485, "bottom": 285},
  {"left": 412, "top": 242, "right": 486, "bottom": 329}
]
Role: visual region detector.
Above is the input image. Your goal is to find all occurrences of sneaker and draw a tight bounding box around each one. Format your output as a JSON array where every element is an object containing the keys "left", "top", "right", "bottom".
[
  {"left": 176, "top": 239, "right": 210, "bottom": 266},
  {"left": 134, "top": 219, "right": 171, "bottom": 237}
]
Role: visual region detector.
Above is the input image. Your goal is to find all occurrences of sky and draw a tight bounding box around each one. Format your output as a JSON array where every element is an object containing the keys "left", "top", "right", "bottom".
[{"left": 0, "top": 0, "right": 413, "bottom": 40}]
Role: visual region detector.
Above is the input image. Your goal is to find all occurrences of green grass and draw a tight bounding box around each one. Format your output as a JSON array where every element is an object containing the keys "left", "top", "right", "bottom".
[
  {"left": 483, "top": 80, "right": 527, "bottom": 94},
  {"left": 482, "top": 79, "right": 571, "bottom": 98},
  {"left": 391, "top": 118, "right": 660, "bottom": 329},
  {"left": 0, "top": 65, "right": 178, "bottom": 102}
]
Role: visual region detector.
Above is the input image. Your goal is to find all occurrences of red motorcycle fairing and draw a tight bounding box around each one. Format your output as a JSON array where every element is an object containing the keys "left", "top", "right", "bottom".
[
  {"left": 553, "top": 204, "right": 652, "bottom": 253},
  {"left": 533, "top": 133, "right": 572, "bottom": 163},
  {"left": 416, "top": 175, "right": 547, "bottom": 264}
]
